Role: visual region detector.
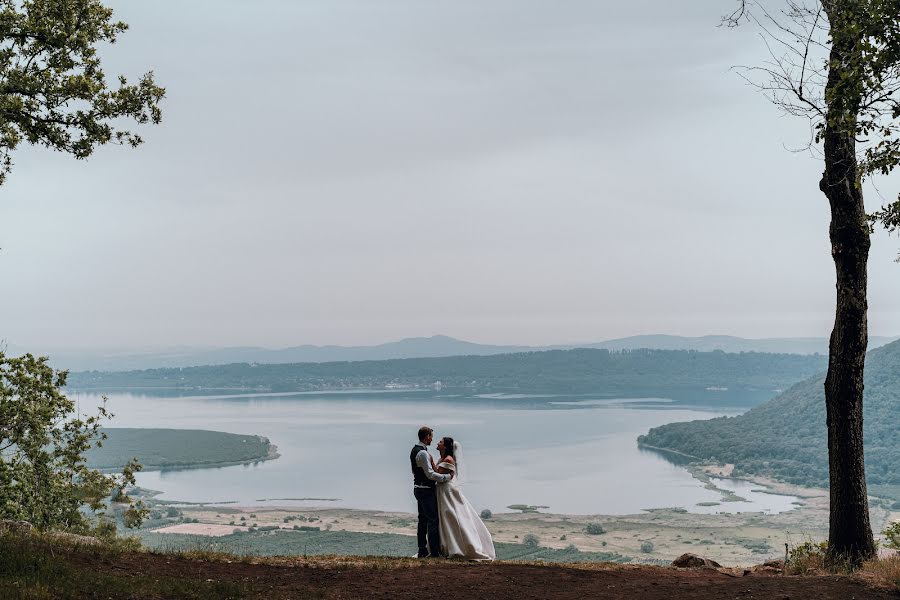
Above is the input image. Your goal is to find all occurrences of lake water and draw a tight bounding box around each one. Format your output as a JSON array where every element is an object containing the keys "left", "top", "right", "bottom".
[{"left": 72, "top": 389, "right": 798, "bottom": 515}]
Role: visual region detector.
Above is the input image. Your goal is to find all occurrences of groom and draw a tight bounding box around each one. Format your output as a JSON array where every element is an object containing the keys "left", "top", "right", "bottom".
[{"left": 410, "top": 426, "right": 451, "bottom": 558}]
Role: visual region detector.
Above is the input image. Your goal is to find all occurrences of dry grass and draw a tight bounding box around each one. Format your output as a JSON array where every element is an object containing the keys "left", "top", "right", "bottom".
[{"left": 859, "top": 556, "right": 900, "bottom": 591}]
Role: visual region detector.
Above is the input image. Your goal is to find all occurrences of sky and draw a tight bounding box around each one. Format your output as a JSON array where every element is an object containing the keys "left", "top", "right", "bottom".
[{"left": 2, "top": 0, "right": 899, "bottom": 351}]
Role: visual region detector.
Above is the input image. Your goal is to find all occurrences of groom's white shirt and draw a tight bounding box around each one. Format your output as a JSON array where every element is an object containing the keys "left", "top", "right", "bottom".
[{"left": 414, "top": 442, "right": 451, "bottom": 486}]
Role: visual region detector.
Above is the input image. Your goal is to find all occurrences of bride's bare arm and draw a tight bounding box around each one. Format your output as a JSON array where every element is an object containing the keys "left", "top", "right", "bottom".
[{"left": 436, "top": 456, "right": 455, "bottom": 476}]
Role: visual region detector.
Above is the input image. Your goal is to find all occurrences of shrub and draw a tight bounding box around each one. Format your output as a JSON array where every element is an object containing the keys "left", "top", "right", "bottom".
[
  {"left": 522, "top": 534, "right": 540, "bottom": 548},
  {"left": 560, "top": 535, "right": 567, "bottom": 541},
  {"left": 883, "top": 522, "right": 900, "bottom": 551},
  {"left": 584, "top": 523, "right": 605, "bottom": 535},
  {"left": 787, "top": 541, "right": 828, "bottom": 574},
  {"left": 480, "top": 509, "right": 492, "bottom": 520},
  {"left": 640, "top": 541, "right": 654, "bottom": 553},
  {"left": 0, "top": 353, "right": 146, "bottom": 532},
  {"left": 166, "top": 508, "right": 180, "bottom": 518}
]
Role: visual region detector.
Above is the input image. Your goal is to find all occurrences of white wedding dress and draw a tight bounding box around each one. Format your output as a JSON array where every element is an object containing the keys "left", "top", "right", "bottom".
[{"left": 436, "top": 460, "right": 496, "bottom": 560}]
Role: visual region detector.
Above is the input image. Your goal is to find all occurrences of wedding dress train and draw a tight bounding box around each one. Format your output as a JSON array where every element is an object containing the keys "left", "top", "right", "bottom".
[{"left": 436, "top": 460, "right": 496, "bottom": 560}]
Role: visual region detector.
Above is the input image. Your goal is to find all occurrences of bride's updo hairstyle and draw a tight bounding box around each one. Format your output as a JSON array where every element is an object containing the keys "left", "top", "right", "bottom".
[{"left": 441, "top": 436, "right": 455, "bottom": 458}]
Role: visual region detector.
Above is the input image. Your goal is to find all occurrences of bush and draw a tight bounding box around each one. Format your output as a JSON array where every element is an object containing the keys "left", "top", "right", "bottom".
[
  {"left": 166, "top": 508, "right": 180, "bottom": 518},
  {"left": 640, "top": 541, "right": 654, "bottom": 553},
  {"left": 0, "top": 353, "right": 146, "bottom": 532},
  {"left": 480, "top": 509, "right": 492, "bottom": 520},
  {"left": 787, "top": 541, "right": 828, "bottom": 574},
  {"left": 883, "top": 522, "right": 900, "bottom": 550},
  {"left": 584, "top": 523, "right": 605, "bottom": 535},
  {"left": 522, "top": 534, "right": 540, "bottom": 548}
]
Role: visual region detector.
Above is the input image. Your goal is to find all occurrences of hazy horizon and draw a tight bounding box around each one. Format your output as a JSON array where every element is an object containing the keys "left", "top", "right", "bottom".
[{"left": 2, "top": 0, "right": 899, "bottom": 351}]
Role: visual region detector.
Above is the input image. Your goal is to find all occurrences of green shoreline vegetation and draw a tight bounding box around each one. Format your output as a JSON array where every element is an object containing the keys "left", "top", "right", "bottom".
[
  {"left": 638, "top": 340, "right": 900, "bottom": 503},
  {"left": 68, "top": 348, "right": 827, "bottom": 394}
]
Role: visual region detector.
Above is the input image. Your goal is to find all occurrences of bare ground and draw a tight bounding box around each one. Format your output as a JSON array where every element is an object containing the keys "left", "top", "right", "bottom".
[{"left": 70, "top": 550, "right": 899, "bottom": 600}]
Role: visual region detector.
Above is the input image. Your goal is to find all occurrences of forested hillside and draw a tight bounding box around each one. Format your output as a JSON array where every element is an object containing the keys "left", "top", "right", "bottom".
[
  {"left": 67, "top": 348, "right": 827, "bottom": 394},
  {"left": 639, "top": 340, "right": 900, "bottom": 495}
]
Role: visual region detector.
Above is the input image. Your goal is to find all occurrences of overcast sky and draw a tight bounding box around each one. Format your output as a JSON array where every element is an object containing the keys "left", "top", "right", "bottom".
[{"left": 2, "top": 0, "right": 899, "bottom": 351}]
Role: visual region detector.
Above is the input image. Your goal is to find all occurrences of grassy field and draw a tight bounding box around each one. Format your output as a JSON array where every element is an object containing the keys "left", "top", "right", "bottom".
[
  {"left": 137, "top": 528, "right": 630, "bottom": 563},
  {"left": 129, "top": 467, "right": 899, "bottom": 567},
  {"left": 86, "top": 428, "right": 277, "bottom": 471}
]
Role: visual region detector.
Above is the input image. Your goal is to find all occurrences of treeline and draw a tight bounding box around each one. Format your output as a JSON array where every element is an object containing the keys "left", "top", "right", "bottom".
[
  {"left": 67, "top": 348, "right": 827, "bottom": 393},
  {"left": 638, "top": 340, "right": 900, "bottom": 492}
]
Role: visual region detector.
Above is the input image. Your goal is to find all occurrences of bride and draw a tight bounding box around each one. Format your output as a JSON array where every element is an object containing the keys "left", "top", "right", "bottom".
[{"left": 431, "top": 436, "right": 496, "bottom": 560}]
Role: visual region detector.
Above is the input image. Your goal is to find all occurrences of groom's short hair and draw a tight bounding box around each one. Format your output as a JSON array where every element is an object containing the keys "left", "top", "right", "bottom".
[{"left": 418, "top": 426, "right": 433, "bottom": 441}]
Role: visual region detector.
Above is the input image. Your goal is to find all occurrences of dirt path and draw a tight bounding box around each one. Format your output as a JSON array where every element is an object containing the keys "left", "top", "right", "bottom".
[{"left": 78, "top": 551, "right": 898, "bottom": 600}]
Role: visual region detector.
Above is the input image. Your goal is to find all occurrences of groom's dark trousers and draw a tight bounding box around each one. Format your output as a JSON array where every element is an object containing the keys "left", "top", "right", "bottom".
[{"left": 414, "top": 487, "right": 441, "bottom": 557}]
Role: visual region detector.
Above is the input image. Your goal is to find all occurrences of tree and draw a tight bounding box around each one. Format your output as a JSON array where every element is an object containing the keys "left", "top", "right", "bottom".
[
  {"left": 725, "top": 0, "right": 900, "bottom": 564},
  {"left": 0, "top": 0, "right": 164, "bottom": 185},
  {"left": 0, "top": 352, "right": 145, "bottom": 532}
]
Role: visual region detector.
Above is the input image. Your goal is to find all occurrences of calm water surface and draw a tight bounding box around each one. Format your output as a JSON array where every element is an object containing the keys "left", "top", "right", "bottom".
[{"left": 72, "top": 390, "right": 798, "bottom": 515}]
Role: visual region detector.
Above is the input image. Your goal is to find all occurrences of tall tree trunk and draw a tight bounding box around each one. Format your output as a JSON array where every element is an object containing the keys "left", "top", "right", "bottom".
[{"left": 819, "top": 37, "right": 876, "bottom": 561}]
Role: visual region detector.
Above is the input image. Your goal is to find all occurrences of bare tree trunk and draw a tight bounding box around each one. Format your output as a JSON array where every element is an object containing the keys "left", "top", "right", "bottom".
[{"left": 819, "top": 71, "right": 876, "bottom": 566}]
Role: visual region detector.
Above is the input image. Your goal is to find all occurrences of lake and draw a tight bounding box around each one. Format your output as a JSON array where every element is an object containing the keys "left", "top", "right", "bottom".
[{"left": 72, "top": 388, "right": 798, "bottom": 515}]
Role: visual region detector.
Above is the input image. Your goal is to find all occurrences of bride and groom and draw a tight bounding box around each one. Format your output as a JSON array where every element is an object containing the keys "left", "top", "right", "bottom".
[{"left": 410, "top": 426, "right": 496, "bottom": 560}]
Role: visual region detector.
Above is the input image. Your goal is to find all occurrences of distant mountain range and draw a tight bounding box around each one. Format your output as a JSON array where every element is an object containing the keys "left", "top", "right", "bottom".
[{"left": 7, "top": 334, "right": 898, "bottom": 372}]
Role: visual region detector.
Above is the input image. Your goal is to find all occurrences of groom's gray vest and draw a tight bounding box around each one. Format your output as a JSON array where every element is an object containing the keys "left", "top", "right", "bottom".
[{"left": 410, "top": 445, "right": 436, "bottom": 490}]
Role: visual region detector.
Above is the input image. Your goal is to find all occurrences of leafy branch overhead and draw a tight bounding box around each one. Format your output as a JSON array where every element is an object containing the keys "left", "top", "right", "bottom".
[
  {"left": 0, "top": 0, "right": 164, "bottom": 185},
  {"left": 727, "top": 0, "right": 900, "bottom": 239}
]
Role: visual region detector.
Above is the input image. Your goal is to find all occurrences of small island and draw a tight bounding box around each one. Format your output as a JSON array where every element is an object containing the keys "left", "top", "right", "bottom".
[{"left": 85, "top": 428, "right": 279, "bottom": 471}]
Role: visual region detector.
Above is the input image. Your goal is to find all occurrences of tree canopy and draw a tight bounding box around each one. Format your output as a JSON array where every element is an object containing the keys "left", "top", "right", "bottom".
[{"left": 0, "top": 0, "right": 164, "bottom": 185}]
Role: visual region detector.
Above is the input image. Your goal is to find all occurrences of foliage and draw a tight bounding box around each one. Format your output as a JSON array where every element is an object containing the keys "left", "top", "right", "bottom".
[
  {"left": 883, "top": 522, "right": 900, "bottom": 551},
  {"left": 0, "top": 352, "right": 145, "bottom": 532},
  {"left": 638, "top": 339, "right": 900, "bottom": 497},
  {"left": 726, "top": 0, "right": 900, "bottom": 246},
  {"left": 69, "top": 348, "right": 828, "bottom": 395},
  {"left": 522, "top": 534, "right": 540, "bottom": 548},
  {"left": 787, "top": 541, "right": 829, "bottom": 574},
  {"left": 584, "top": 522, "right": 605, "bottom": 535},
  {"left": 0, "top": 0, "right": 165, "bottom": 185},
  {"left": 640, "top": 541, "right": 654, "bottom": 553},
  {"left": 479, "top": 509, "right": 492, "bottom": 520}
]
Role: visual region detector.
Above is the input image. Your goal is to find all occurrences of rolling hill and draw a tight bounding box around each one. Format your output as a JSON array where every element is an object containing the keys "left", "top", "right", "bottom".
[{"left": 638, "top": 339, "right": 900, "bottom": 499}]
